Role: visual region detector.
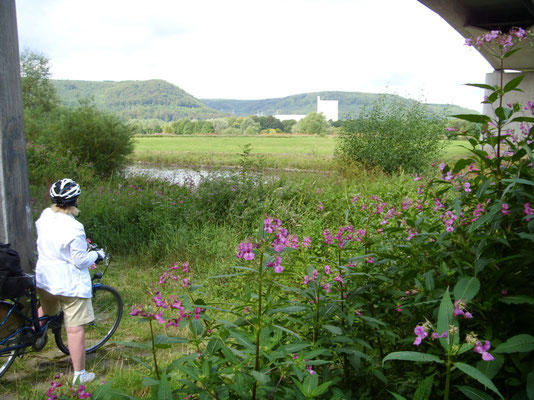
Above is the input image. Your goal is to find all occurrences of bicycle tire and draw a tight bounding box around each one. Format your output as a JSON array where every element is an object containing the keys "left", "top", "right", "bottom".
[
  {"left": 0, "top": 301, "right": 24, "bottom": 378},
  {"left": 55, "top": 285, "right": 123, "bottom": 355}
]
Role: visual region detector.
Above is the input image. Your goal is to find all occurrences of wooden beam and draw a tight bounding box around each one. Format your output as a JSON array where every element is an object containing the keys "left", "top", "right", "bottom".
[{"left": 0, "top": 0, "right": 37, "bottom": 272}]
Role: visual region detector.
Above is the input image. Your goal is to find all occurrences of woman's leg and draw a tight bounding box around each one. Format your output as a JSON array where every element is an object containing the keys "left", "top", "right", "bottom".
[{"left": 65, "top": 325, "right": 85, "bottom": 371}]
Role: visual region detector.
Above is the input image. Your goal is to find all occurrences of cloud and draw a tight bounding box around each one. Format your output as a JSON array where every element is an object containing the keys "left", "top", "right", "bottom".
[{"left": 16, "top": 0, "right": 492, "bottom": 111}]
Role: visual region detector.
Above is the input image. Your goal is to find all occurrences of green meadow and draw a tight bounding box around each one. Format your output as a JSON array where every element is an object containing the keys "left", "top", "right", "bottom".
[{"left": 132, "top": 135, "right": 470, "bottom": 169}]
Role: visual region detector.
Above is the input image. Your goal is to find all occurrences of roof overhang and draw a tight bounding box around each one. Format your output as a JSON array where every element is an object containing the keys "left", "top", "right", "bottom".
[{"left": 418, "top": 0, "right": 534, "bottom": 71}]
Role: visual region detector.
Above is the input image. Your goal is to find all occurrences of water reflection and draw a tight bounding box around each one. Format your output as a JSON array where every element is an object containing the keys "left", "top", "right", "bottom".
[{"left": 124, "top": 164, "right": 237, "bottom": 186}]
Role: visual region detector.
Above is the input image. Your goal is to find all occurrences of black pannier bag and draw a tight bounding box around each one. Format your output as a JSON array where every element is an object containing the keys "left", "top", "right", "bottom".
[{"left": 0, "top": 243, "right": 33, "bottom": 299}]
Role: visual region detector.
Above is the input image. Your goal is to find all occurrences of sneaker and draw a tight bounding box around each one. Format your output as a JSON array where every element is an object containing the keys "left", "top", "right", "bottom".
[{"left": 72, "top": 371, "right": 95, "bottom": 385}]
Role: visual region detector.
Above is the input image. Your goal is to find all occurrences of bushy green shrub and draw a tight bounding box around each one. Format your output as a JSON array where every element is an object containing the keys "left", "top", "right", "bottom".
[
  {"left": 336, "top": 96, "right": 445, "bottom": 173},
  {"left": 293, "top": 112, "right": 328, "bottom": 134},
  {"left": 47, "top": 101, "right": 134, "bottom": 177}
]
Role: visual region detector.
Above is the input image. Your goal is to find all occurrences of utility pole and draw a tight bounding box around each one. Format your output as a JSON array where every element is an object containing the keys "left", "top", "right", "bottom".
[{"left": 0, "top": 0, "right": 36, "bottom": 272}]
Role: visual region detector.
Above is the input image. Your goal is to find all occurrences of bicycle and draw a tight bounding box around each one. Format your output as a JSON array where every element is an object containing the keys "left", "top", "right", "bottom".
[{"left": 0, "top": 246, "right": 123, "bottom": 378}]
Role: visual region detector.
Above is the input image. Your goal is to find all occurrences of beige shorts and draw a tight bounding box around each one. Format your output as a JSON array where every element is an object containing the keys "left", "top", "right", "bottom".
[{"left": 38, "top": 289, "right": 94, "bottom": 328}]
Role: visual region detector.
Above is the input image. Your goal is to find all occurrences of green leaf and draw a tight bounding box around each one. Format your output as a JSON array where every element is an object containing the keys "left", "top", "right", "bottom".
[
  {"left": 453, "top": 362, "right": 503, "bottom": 399},
  {"left": 503, "top": 75, "right": 524, "bottom": 93},
  {"left": 229, "top": 330, "right": 255, "bottom": 351},
  {"left": 157, "top": 372, "right": 172, "bottom": 400},
  {"left": 500, "top": 295, "right": 534, "bottom": 305},
  {"left": 437, "top": 288, "right": 455, "bottom": 350},
  {"left": 494, "top": 334, "right": 534, "bottom": 353},
  {"left": 495, "top": 107, "right": 513, "bottom": 122},
  {"left": 414, "top": 373, "right": 434, "bottom": 400},
  {"left": 510, "top": 116, "right": 534, "bottom": 123},
  {"left": 382, "top": 351, "right": 443, "bottom": 365},
  {"left": 251, "top": 370, "right": 270, "bottom": 385},
  {"left": 518, "top": 233, "right": 534, "bottom": 242},
  {"left": 268, "top": 306, "right": 306, "bottom": 314},
  {"left": 311, "top": 379, "right": 336, "bottom": 397},
  {"left": 189, "top": 319, "right": 204, "bottom": 337},
  {"left": 453, "top": 158, "right": 473, "bottom": 173},
  {"left": 502, "top": 178, "right": 534, "bottom": 187},
  {"left": 142, "top": 377, "right": 160, "bottom": 387},
  {"left": 456, "top": 385, "right": 495, "bottom": 400},
  {"left": 464, "top": 83, "right": 497, "bottom": 91},
  {"left": 388, "top": 391, "right": 408, "bottom": 400},
  {"left": 291, "top": 378, "right": 309, "bottom": 397},
  {"left": 453, "top": 277, "right": 480, "bottom": 301},
  {"left": 273, "top": 324, "right": 302, "bottom": 339},
  {"left": 477, "top": 354, "right": 504, "bottom": 380},
  {"left": 323, "top": 324, "right": 343, "bottom": 335},
  {"left": 451, "top": 114, "right": 491, "bottom": 124},
  {"left": 282, "top": 342, "right": 310, "bottom": 353}
]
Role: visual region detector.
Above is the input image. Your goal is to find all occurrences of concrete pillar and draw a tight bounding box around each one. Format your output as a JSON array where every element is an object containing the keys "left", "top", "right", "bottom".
[{"left": 0, "top": 0, "right": 37, "bottom": 272}]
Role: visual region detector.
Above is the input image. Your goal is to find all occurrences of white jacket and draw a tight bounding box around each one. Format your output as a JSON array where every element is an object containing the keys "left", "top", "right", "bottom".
[{"left": 35, "top": 208, "right": 98, "bottom": 298}]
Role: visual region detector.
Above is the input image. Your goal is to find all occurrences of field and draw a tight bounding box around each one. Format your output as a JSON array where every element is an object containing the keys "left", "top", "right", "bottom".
[{"left": 132, "top": 135, "right": 471, "bottom": 169}]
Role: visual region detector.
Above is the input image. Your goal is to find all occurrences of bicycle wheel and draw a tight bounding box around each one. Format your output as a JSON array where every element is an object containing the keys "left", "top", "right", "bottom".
[
  {"left": 0, "top": 302, "right": 25, "bottom": 378},
  {"left": 55, "top": 285, "right": 123, "bottom": 355}
]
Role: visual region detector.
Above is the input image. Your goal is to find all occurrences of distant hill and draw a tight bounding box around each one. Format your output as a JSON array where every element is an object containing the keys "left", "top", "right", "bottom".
[
  {"left": 201, "top": 91, "right": 478, "bottom": 118},
  {"left": 52, "top": 79, "right": 226, "bottom": 120},
  {"left": 52, "top": 80, "right": 478, "bottom": 121}
]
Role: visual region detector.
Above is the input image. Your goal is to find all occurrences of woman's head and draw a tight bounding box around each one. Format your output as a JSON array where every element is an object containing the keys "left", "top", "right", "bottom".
[{"left": 49, "top": 178, "right": 81, "bottom": 207}]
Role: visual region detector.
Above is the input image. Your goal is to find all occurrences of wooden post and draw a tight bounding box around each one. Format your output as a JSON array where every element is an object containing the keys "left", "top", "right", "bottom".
[{"left": 0, "top": 0, "right": 36, "bottom": 272}]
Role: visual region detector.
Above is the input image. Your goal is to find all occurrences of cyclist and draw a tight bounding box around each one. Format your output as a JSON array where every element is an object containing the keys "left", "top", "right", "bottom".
[{"left": 35, "top": 178, "right": 105, "bottom": 385}]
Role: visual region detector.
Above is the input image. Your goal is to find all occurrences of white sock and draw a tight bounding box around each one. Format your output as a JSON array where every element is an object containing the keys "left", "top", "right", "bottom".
[{"left": 73, "top": 369, "right": 86, "bottom": 377}]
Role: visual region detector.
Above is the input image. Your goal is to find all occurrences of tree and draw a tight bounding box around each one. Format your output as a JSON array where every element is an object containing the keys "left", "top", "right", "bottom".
[
  {"left": 49, "top": 101, "right": 134, "bottom": 177},
  {"left": 19, "top": 49, "right": 60, "bottom": 141},
  {"left": 293, "top": 112, "right": 328, "bottom": 134},
  {"left": 336, "top": 96, "right": 445, "bottom": 173},
  {"left": 20, "top": 49, "right": 58, "bottom": 112},
  {"left": 240, "top": 117, "right": 260, "bottom": 134}
]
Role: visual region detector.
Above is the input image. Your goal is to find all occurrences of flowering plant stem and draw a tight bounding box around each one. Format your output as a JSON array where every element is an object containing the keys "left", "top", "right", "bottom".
[
  {"left": 148, "top": 318, "right": 160, "bottom": 380},
  {"left": 444, "top": 356, "right": 451, "bottom": 400},
  {"left": 252, "top": 251, "right": 264, "bottom": 400}
]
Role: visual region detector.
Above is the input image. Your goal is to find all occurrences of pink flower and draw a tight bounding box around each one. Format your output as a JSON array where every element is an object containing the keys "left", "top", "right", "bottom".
[
  {"left": 324, "top": 265, "right": 332, "bottom": 274},
  {"left": 355, "top": 309, "right": 362, "bottom": 316},
  {"left": 366, "top": 257, "right": 375, "bottom": 264},
  {"left": 302, "top": 236, "right": 312, "bottom": 248},
  {"left": 317, "top": 201, "right": 324, "bottom": 211},
  {"left": 236, "top": 241, "right": 255, "bottom": 260},
  {"left": 501, "top": 203, "right": 511, "bottom": 215},
  {"left": 431, "top": 331, "right": 448, "bottom": 340},
  {"left": 413, "top": 325, "right": 428, "bottom": 346},
  {"left": 474, "top": 340, "right": 494, "bottom": 361},
  {"left": 306, "top": 365, "right": 315, "bottom": 375},
  {"left": 524, "top": 202, "right": 533, "bottom": 221},
  {"left": 463, "top": 182, "right": 471, "bottom": 193}
]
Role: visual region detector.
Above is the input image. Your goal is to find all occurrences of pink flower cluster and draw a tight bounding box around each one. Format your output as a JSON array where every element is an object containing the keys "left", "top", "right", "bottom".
[
  {"left": 264, "top": 217, "right": 302, "bottom": 252},
  {"left": 441, "top": 210, "right": 458, "bottom": 232},
  {"left": 465, "top": 27, "right": 528, "bottom": 49},
  {"left": 130, "top": 262, "right": 202, "bottom": 327},
  {"left": 413, "top": 324, "right": 448, "bottom": 346},
  {"left": 466, "top": 333, "right": 495, "bottom": 361},
  {"left": 454, "top": 300, "right": 473, "bottom": 319},
  {"left": 236, "top": 241, "right": 256, "bottom": 260},
  {"left": 323, "top": 225, "right": 366, "bottom": 248}
]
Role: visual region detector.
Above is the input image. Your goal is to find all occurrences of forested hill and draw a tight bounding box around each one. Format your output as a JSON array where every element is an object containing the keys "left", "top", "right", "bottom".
[
  {"left": 52, "top": 80, "right": 478, "bottom": 121},
  {"left": 201, "top": 91, "right": 478, "bottom": 118},
  {"left": 52, "top": 79, "right": 226, "bottom": 120}
]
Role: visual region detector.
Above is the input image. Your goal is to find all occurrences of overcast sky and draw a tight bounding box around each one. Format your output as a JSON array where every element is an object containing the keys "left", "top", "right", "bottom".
[{"left": 16, "top": 0, "right": 492, "bottom": 111}]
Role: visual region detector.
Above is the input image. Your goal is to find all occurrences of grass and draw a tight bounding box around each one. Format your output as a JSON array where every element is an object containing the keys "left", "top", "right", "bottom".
[{"left": 131, "top": 135, "right": 471, "bottom": 169}]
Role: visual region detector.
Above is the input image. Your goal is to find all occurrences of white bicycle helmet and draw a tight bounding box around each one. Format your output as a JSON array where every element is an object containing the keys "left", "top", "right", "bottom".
[{"left": 49, "top": 178, "right": 81, "bottom": 206}]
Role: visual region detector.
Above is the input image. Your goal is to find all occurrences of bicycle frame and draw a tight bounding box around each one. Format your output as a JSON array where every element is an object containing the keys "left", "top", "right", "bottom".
[{"left": 0, "top": 286, "right": 62, "bottom": 356}]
